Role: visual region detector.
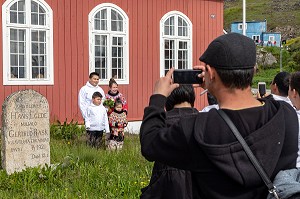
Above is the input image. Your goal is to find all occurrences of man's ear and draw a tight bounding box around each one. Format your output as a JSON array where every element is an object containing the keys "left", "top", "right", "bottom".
[
  {"left": 294, "top": 89, "right": 299, "bottom": 98},
  {"left": 273, "top": 83, "right": 279, "bottom": 92},
  {"left": 291, "top": 88, "right": 297, "bottom": 98},
  {"left": 206, "top": 64, "right": 215, "bottom": 80}
]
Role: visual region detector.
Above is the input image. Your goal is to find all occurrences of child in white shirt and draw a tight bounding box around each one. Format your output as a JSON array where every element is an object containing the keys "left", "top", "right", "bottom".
[{"left": 85, "top": 92, "right": 109, "bottom": 148}]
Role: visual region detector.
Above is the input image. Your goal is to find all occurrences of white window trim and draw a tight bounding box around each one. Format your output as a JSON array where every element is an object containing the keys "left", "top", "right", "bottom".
[
  {"left": 269, "top": 36, "right": 275, "bottom": 42},
  {"left": 252, "top": 35, "right": 260, "bottom": 42},
  {"left": 2, "top": 0, "right": 54, "bottom": 85},
  {"left": 160, "top": 11, "right": 193, "bottom": 77},
  {"left": 238, "top": 23, "right": 247, "bottom": 31},
  {"left": 88, "top": 3, "right": 129, "bottom": 85}
]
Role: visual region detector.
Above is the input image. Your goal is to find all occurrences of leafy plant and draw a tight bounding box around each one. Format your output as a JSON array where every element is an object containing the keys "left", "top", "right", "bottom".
[
  {"left": 50, "top": 119, "right": 85, "bottom": 141},
  {"left": 103, "top": 98, "right": 115, "bottom": 108}
]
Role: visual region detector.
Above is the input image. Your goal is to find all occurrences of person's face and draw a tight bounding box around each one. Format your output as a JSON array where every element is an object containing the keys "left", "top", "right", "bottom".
[
  {"left": 270, "top": 81, "right": 276, "bottom": 94},
  {"left": 115, "top": 104, "right": 122, "bottom": 112},
  {"left": 89, "top": 75, "right": 99, "bottom": 87},
  {"left": 92, "top": 97, "right": 102, "bottom": 106},
  {"left": 110, "top": 83, "right": 118, "bottom": 94}
]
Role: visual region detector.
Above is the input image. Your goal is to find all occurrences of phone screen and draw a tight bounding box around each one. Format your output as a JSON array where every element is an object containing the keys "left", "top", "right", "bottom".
[
  {"left": 258, "top": 82, "right": 266, "bottom": 96},
  {"left": 173, "top": 69, "right": 203, "bottom": 84}
]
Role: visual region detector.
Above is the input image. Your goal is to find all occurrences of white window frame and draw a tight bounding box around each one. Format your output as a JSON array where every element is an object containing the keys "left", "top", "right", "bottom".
[
  {"left": 89, "top": 3, "right": 129, "bottom": 85},
  {"left": 160, "top": 11, "right": 192, "bottom": 77},
  {"left": 252, "top": 35, "right": 260, "bottom": 43},
  {"left": 269, "top": 36, "right": 275, "bottom": 42},
  {"left": 2, "top": 0, "right": 53, "bottom": 85},
  {"left": 238, "top": 23, "right": 247, "bottom": 31}
]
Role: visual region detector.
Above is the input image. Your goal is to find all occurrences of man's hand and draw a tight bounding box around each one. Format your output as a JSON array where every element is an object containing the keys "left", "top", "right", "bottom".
[
  {"left": 193, "top": 65, "right": 206, "bottom": 88},
  {"left": 256, "top": 92, "right": 270, "bottom": 99},
  {"left": 153, "top": 68, "right": 179, "bottom": 97}
]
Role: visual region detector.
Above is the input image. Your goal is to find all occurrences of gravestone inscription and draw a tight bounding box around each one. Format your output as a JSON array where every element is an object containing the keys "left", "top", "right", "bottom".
[{"left": 1, "top": 89, "right": 50, "bottom": 174}]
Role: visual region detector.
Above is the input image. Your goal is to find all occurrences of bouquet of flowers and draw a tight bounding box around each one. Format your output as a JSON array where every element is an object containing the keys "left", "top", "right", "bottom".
[{"left": 103, "top": 98, "right": 115, "bottom": 108}]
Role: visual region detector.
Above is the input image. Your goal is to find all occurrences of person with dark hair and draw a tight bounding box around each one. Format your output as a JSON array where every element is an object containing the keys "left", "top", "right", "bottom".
[
  {"left": 141, "top": 85, "right": 198, "bottom": 199},
  {"left": 78, "top": 72, "right": 105, "bottom": 121},
  {"left": 165, "top": 84, "right": 195, "bottom": 111},
  {"left": 140, "top": 33, "right": 298, "bottom": 198},
  {"left": 85, "top": 92, "right": 109, "bottom": 148},
  {"left": 201, "top": 92, "right": 219, "bottom": 112},
  {"left": 207, "top": 92, "right": 218, "bottom": 105},
  {"left": 268, "top": 71, "right": 293, "bottom": 106},
  {"left": 105, "top": 78, "right": 128, "bottom": 115},
  {"left": 107, "top": 98, "right": 128, "bottom": 150},
  {"left": 288, "top": 71, "right": 300, "bottom": 168}
]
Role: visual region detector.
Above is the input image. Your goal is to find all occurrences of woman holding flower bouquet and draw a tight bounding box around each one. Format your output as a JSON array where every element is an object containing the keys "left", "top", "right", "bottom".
[{"left": 105, "top": 78, "right": 128, "bottom": 115}]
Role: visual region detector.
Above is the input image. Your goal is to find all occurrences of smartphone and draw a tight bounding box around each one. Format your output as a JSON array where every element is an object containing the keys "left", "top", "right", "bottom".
[
  {"left": 258, "top": 82, "right": 266, "bottom": 96},
  {"left": 173, "top": 69, "right": 203, "bottom": 84}
]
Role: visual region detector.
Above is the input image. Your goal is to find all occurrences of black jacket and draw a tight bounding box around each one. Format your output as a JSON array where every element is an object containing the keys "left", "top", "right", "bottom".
[
  {"left": 140, "top": 95, "right": 299, "bottom": 199},
  {"left": 141, "top": 107, "right": 198, "bottom": 199}
]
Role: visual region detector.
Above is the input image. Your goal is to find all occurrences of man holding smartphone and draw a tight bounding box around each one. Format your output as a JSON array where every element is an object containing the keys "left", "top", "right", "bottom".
[
  {"left": 257, "top": 72, "right": 293, "bottom": 107},
  {"left": 269, "top": 72, "right": 293, "bottom": 106},
  {"left": 140, "top": 33, "right": 298, "bottom": 198}
]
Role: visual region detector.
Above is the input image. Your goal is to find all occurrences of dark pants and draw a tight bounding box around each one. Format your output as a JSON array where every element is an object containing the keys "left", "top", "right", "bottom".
[
  {"left": 86, "top": 130, "right": 103, "bottom": 148},
  {"left": 109, "top": 133, "right": 124, "bottom": 142}
]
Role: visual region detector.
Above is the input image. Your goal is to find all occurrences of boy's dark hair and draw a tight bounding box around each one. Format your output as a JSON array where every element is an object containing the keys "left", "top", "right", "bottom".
[
  {"left": 89, "top": 72, "right": 100, "bottom": 79},
  {"left": 92, "top": 91, "right": 102, "bottom": 99},
  {"left": 207, "top": 92, "right": 218, "bottom": 105},
  {"left": 109, "top": 78, "right": 118, "bottom": 88},
  {"left": 215, "top": 68, "right": 254, "bottom": 89},
  {"left": 272, "top": 71, "right": 290, "bottom": 96},
  {"left": 290, "top": 71, "right": 300, "bottom": 95},
  {"left": 165, "top": 85, "right": 195, "bottom": 111},
  {"left": 114, "top": 98, "right": 123, "bottom": 107}
]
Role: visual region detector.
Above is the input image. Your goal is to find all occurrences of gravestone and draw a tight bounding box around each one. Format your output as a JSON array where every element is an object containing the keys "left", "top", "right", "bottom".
[{"left": 1, "top": 89, "right": 50, "bottom": 174}]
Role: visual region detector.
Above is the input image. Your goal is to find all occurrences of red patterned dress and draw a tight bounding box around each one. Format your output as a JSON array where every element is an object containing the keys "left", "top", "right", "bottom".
[{"left": 107, "top": 109, "right": 128, "bottom": 150}]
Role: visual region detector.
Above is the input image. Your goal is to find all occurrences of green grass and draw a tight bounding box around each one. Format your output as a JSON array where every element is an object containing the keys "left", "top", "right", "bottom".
[
  {"left": 253, "top": 67, "right": 281, "bottom": 89},
  {"left": 0, "top": 134, "right": 153, "bottom": 199}
]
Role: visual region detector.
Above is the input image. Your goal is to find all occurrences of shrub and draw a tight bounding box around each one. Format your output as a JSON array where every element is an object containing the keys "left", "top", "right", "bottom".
[
  {"left": 50, "top": 119, "right": 85, "bottom": 141},
  {"left": 287, "top": 38, "right": 300, "bottom": 52},
  {"left": 286, "top": 60, "right": 300, "bottom": 71}
]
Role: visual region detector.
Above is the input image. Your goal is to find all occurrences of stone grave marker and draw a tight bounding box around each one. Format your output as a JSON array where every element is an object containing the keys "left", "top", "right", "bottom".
[{"left": 1, "top": 89, "right": 50, "bottom": 174}]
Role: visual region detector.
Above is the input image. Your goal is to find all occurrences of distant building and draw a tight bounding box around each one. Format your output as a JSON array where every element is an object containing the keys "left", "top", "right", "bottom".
[{"left": 231, "top": 20, "right": 281, "bottom": 47}]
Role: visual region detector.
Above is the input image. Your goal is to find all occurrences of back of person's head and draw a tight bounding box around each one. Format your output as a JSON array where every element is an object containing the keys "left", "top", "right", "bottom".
[
  {"left": 165, "top": 85, "right": 195, "bottom": 111},
  {"left": 272, "top": 71, "right": 290, "bottom": 96},
  {"left": 207, "top": 92, "right": 218, "bottom": 105},
  {"left": 109, "top": 78, "right": 118, "bottom": 88},
  {"left": 290, "top": 71, "right": 300, "bottom": 95},
  {"left": 89, "top": 72, "right": 99, "bottom": 79},
  {"left": 199, "top": 33, "right": 256, "bottom": 89},
  {"left": 92, "top": 91, "right": 102, "bottom": 99}
]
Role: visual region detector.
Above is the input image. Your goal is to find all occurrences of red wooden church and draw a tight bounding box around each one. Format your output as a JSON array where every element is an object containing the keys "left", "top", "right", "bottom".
[{"left": 0, "top": 0, "right": 223, "bottom": 132}]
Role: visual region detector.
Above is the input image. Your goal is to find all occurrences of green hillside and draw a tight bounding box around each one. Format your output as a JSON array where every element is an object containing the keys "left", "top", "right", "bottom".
[{"left": 224, "top": 0, "right": 300, "bottom": 39}]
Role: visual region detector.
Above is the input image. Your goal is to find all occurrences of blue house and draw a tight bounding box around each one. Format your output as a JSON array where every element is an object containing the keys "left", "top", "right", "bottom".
[{"left": 231, "top": 20, "right": 281, "bottom": 47}]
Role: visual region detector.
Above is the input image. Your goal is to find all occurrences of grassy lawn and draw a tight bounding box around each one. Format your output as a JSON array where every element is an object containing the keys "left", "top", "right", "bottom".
[{"left": 0, "top": 134, "right": 153, "bottom": 199}]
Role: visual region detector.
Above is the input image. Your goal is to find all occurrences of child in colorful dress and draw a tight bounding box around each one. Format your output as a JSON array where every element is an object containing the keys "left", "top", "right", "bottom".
[{"left": 107, "top": 98, "right": 128, "bottom": 150}]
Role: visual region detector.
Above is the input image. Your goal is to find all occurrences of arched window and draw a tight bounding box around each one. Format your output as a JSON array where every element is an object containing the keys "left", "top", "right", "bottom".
[
  {"left": 160, "top": 11, "right": 192, "bottom": 76},
  {"left": 89, "top": 3, "right": 129, "bottom": 85},
  {"left": 2, "top": 0, "right": 53, "bottom": 85}
]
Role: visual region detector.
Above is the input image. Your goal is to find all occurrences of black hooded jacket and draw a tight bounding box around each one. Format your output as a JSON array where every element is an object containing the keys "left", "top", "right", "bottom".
[
  {"left": 140, "top": 94, "right": 298, "bottom": 199},
  {"left": 141, "top": 107, "right": 199, "bottom": 199}
]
